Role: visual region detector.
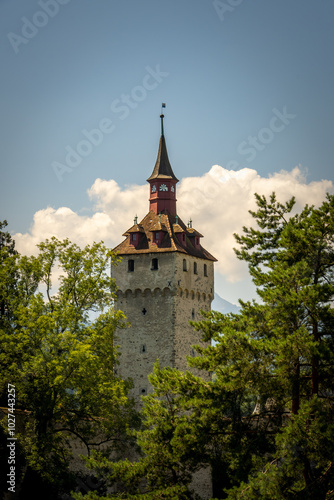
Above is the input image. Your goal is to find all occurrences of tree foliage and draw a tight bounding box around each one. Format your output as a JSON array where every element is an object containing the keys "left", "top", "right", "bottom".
[
  {"left": 0, "top": 233, "right": 137, "bottom": 496},
  {"left": 0, "top": 220, "right": 19, "bottom": 329},
  {"left": 77, "top": 193, "right": 334, "bottom": 499},
  {"left": 73, "top": 364, "right": 212, "bottom": 499},
  {"left": 2, "top": 192, "right": 334, "bottom": 499}
]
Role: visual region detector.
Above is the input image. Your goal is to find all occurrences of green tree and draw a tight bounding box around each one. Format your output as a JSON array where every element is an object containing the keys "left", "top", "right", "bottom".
[
  {"left": 73, "top": 363, "right": 212, "bottom": 499},
  {"left": 74, "top": 193, "right": 334, "bottom": 499},
  {"left": 0, "top": 220, "right": 19, "bottom": 328},
  {"left": 221, "top": 193, "right": 334, "bottom": 498},
  {"left": 192, "top": 193, "right": 334, "bottom": 498},
  {"left": 0, "top": 236, "right": 137, "bottom": 497},
  {"left": 233, "top": 192, "right": 334, "bottom": 410}
]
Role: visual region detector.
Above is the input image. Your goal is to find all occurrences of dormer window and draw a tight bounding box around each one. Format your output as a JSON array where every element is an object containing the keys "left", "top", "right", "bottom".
[
  {"left": 173, "top": 219, "right": 186, "bottom": 246},
  {"left": 151, "top": 216, "right": 167, "bottom": 246},
  {"left": 125, "top": 219, "right": 144, "bottom": 248},
  {"left": 187, "top": 226, "right": 203, "bottom": 249},
  {"left": 175, "top": 231, "right": 187, "bottom": 246},
  {"left": 152, "top": 231, "right": 161, "bottom": 246},
  {"left": 129, "top": 231, "right": 142, "bottom": 247}
]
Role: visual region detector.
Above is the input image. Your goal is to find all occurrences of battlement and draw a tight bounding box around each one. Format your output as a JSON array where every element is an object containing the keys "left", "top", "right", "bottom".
[{"left": 116, "top": 287, "right": 213, "bottom": 303}]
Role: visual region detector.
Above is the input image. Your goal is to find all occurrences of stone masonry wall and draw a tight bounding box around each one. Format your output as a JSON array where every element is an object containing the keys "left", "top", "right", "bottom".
[
  {"left": 112, "top": 251, "right": 214, "bottom": 397},
  {"left": 111, "top": 251, "right": 214, "bottom": 499}
]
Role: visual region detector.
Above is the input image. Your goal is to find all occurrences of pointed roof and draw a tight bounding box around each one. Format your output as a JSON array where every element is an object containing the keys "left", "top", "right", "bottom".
[
  {"left": 187, "top": 227, "right": 203, "bottom": 238},
  {"left": 122, "top": 223, "right": 145, "bottom": 236},
  {"left": 147, "top": 115, "right": 179, "bottom": 182}
]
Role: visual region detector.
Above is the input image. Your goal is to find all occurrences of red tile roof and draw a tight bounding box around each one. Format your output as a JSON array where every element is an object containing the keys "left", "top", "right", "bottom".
[{"left": 113, "top": 211, "right": 217, "bottom": 261}]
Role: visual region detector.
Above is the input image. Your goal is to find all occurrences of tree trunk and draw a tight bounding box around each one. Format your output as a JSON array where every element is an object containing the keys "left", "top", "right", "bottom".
[
  {"left": 311, "top": 320, "right": 319, "bottom": 396},
  {"left": 291, "top": 360, "right": 300, "bottom": 414}
]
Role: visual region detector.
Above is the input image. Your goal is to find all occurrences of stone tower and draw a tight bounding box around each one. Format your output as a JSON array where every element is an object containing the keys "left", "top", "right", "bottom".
[{"left": 112, "top": 112, "right": 217, "bottom": 401}]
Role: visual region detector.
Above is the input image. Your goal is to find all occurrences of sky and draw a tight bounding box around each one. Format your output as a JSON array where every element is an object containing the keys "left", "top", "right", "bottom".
[{"left": 1, "top": 0, "right": 334, "bottom": 305}]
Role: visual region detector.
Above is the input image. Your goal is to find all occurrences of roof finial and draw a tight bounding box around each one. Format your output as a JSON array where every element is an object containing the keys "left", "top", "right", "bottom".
[
  {"left": 134, "top": 215, "right": 138, "bottom": 225},
  {"left": 160, "top": 103, "right": 166, "bottom": 136}
]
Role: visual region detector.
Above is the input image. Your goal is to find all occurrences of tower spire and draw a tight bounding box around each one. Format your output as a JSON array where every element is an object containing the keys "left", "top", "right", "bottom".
[
  {"left": 160, "top": 113, "right": 164, "bottom": 136},
  {"left": 147, "top": 105, "right": 178, "bottom": 215},
  {"left": 147, "top": 105, "right": 178, "bottom": 182},
  {"left": 160, "top": 103, "right": 166, "bottom": 136}
]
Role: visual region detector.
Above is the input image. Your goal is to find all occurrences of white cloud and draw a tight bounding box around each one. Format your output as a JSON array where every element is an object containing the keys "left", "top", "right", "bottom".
[
  {"left": 14, "top": 207, "right": 114, "bottom": 256},
  {"left": 177, "top": 165, "right": 333, "bottom": 283},
  {"left": 13, "top": 166, "right": 333, "bottom": 300}
]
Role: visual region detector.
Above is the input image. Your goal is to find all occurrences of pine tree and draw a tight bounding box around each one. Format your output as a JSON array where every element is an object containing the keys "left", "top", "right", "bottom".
[{"left": 75, "top": 193, "right": 334, "bottom": 499}]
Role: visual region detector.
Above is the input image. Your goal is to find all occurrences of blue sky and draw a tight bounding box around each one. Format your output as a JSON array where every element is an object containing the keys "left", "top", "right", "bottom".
[{"left": 1, "top": 0, "right": 334, "bottom": 303}]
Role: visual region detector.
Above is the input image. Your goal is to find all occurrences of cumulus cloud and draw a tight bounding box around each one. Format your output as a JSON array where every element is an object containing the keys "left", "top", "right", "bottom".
[
  {"left": 14, "top": 207, "right": 115, "bottom": 256},
  {"left": 177, "top": 165, "right": 333, "bottom": 282},
  {"left": 13, "top": 166, "right": 333, "bottom": 296},
  {"left": 14, "top": 181, "right": 147, "bottom": 256}
]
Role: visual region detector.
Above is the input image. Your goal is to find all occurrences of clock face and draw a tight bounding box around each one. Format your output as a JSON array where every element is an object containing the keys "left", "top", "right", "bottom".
[
  {"left": 151, "top": 184, "right": 157, "bottom": 193},
  {"left": 159, "top": 184, "right": 168, "bottom": 192}
]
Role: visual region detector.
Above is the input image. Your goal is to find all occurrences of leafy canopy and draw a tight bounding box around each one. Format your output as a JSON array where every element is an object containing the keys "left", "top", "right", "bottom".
[
  {"left": 0, "top": 234, "right": 137, "bottom": 493},
  {"left": 77, "top": 193, "right": 334, "bottom": 499}
]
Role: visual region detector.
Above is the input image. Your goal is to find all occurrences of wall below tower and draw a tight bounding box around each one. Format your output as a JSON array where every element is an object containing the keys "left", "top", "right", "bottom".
[{"left": 115, "top": 286, "right": 175, "bottom": 398}]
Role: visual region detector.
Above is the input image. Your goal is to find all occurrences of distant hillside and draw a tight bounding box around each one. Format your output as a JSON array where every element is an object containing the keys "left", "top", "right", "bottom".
[{"left": 211, "top": 293, "right": 240, "bottom": 315}]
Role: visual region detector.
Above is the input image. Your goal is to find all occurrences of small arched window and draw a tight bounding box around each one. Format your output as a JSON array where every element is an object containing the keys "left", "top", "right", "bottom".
[
  {"left": 193, "top": 262, "right": 198, "bottom": 274},
  {"left": 204, "top": 264, "right": 208, "bottom": 277},
  {"left": 183, "top": 259, "right": 187, "bottom": 271},
  {"left": 128, "top": 259, "right": 134, "bottom": 272}
]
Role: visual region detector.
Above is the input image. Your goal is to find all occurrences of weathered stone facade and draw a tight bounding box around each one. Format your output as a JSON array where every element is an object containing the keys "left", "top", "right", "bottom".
[{"left": 112, "top": 251, "right": 214, "bottom": 398}]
